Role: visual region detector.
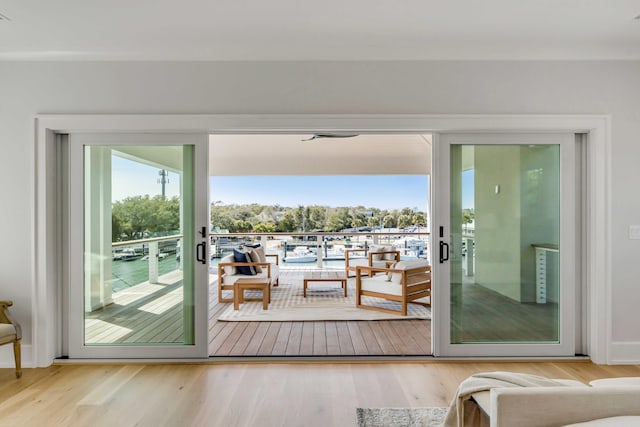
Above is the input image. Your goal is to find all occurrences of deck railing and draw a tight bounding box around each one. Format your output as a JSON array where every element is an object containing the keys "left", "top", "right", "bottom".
[
  {"left": 210, "top": 230, "right": 431, "bottom": 269},
  {"left": 110, "top": 230, "right": 431, "bottom": 290},
  {"left": 112, "top": 235, "right": 182, "bottom": 287}
]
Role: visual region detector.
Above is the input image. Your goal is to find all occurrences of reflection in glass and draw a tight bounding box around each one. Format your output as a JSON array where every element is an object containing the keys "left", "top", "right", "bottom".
[
  {"left": 450, "top": 145, "right": 560, "bottom": 343},
  {"left": 83, "top": 145, "right": 194, "bottom": 346}
]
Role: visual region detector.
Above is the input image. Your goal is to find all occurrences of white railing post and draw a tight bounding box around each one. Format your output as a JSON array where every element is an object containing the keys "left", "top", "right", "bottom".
[
  {"left": 316, "top": 238, "right": 323, "bottom": 268},
  {"left": 465, "top": 237, "right": 474, "bottom": 276},
  {"left": 149, "top": 241, "right": 159, "bottom": 284}
]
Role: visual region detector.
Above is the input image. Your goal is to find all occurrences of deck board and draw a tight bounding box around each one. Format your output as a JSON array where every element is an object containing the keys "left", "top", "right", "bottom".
[
  {"left": 285, "top": 322, "right": 304, "bottom": 356},
  {"left": 257, "top": 322, "right": 281, "bottom": 355},
  {"left": 312, "top": 322, "right": 328, "bottom": 355}
]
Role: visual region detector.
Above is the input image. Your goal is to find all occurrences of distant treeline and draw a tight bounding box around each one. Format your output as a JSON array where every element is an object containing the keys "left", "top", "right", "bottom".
[
  {"left": 112, "top": 195, "right": 181, "bottom": 241},
  {"left": 110, "top": 197, "right": 474, "bottom": 241},
  {"left": 210, "top": 203, "right": 427, "bottom": 233}
]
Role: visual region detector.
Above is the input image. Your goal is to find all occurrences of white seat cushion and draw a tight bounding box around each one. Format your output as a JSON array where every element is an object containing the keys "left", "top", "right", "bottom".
[
  {"left": 589, "top": 377, "right": 640, "bottom": 387},
  {"left": 563, "top": 416, "right": 640, "bottom": 426},
  {"left": 0, "top": 324, "right": 17, "bottom": 344},
  {"left": 360, "top": 276, "right": 404, "bottom": 296},
  {"left": 348, "top": 258, "right": 369, "bottom": 268}
]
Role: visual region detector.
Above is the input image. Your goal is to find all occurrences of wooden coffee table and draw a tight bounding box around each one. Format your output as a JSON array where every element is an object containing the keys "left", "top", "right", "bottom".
[
  {"left": 234, "top": 278, "right": 270, "bottom": 310},
  {"left": 303, "top": 271, "right": 347, "bottom": 297}
]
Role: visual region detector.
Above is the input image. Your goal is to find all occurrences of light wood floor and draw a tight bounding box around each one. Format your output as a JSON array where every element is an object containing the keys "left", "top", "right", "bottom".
[{"left": 1, "top": 361, "right": 639, "bottom": 427}]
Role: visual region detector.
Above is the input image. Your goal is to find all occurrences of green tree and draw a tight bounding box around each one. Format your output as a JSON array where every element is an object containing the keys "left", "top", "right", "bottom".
[
  {"left": 307, "top": 205, "right": 327, "bottom": 231},
  {"left": 277, "top": 211, "right": 297, "bottom": 232},
  {"left": 253, "top": 222, "right": 277, "bottom": 233},
  {"left": 412, "top": 212, "right": 427, "bottom": 226},
  {"left": 111, "top": 195, "right": 180, "bottom": 241},
  {"left": 398, "top": 214, "right": 412, "bottom": 228},
  {"left": 230, "top": 219, "right": 253, "bottom": 232},
  {"left": 325, "top": 210, "right": 346, "bottom": 232},
  {"left": 462, "top": 208, "right": 474, "bottom": 225},
  {"left": 382, "top": 215, "right": 395, "bottom": 228}
]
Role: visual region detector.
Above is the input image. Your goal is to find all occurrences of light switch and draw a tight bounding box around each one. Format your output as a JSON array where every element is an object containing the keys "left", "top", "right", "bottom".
[{"left": 630, "top": 225, "right": 640, "bottom": 239}]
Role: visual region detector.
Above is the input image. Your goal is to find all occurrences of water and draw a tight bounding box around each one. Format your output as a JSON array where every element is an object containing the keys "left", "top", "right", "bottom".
[{"left": 111, "top": 256, "right": 180, "bottom": 293}]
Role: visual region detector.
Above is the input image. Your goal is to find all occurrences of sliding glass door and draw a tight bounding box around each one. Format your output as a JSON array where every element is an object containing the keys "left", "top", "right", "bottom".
[
  {"left": 68, "top": 134, "right": 209, "bottom": 358},
  {"left": 432, "top": 133, "right": 576, "bottom": 356}
]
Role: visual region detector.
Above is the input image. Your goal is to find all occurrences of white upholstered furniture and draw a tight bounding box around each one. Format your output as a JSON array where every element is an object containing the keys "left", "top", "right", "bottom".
[
  {"left": 344, "top": 245, "right": 400, "bottom": 278},
  {"left": 0, "top": 300, "right": 21, "bottom": 378},
  {"left": 355, "top": 258, "right": 431, "bottom": 316},
  {"left": 470, "top": 377, "right": 640, "bottom": 427},
  {"left": 217, "top": 249, "right": 279, "bottom": 303}
]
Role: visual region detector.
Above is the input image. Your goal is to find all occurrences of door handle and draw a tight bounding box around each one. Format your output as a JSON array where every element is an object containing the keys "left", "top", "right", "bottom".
[
  {"left": 439, "top": 241, "right": 449, "bottom": 263},
  {"left": 196, "top": 242, "right": 207, "bottom": 264}
]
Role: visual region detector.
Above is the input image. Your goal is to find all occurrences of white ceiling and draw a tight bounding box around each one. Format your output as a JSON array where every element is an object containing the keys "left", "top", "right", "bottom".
[
  {"left": 1, "top": 1, "right": 639, "bottom": 61},
  {"left": 210, "top": 134, "right": 431, "bottom": 176}
]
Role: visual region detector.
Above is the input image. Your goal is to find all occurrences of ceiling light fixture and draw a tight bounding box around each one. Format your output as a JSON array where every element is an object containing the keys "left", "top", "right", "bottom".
[{"left": 301, "top": 133, "right": 359, "bottom": 142}]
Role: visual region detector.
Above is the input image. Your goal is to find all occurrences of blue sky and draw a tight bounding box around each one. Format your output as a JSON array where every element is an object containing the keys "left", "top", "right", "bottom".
[
  {"left": 211, "top": 175, "right": 429, "bottom": 211},
  {"left": 111, "top": 156, "right": 181, "bottom": 201},
  {"left": 112, "top": 155, "right": 472, "bottom": 210},
  {"left": 462, "top": 170, "right": 474, "bottom": 209},
  {"left": 112, "top": 157, "right": 429, "bottom": 210}
]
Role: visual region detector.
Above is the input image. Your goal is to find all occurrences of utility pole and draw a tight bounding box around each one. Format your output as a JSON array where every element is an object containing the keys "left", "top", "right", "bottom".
[{"left": 158, "top": 169, "right": 169, "bottom": 197}]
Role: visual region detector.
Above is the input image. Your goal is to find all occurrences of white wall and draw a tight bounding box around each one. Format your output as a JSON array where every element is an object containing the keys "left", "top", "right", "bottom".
[
  {"left": 1, "top": 61, "right": 640, "bottom": 364},
  {"left": 475, "top": 146, "right": 523, "bottom": 301}
]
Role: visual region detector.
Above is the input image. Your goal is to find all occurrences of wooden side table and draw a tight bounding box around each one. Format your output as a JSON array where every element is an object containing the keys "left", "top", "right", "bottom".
[{"left": 234, "top": 278, "right": 271, "bottom": 310}]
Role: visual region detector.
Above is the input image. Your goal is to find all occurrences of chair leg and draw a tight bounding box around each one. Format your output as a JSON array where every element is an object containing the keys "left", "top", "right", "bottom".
[{"left": 13, "top": 339, "right": 22, "bottom": 379}]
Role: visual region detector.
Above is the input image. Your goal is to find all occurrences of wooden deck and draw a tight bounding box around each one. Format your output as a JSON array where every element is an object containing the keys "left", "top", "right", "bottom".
[
  {"left": 208, "top": 268, "right": 432, "bottom": 356},
  {"left": 86, "top": 267, "right": 561, "bottom": 356},
  {"left": 86, "top": 270, "right": 185, "bottom": 344},
  {"left": 85, "top": 268, "right": 432, "bottom": 355}
]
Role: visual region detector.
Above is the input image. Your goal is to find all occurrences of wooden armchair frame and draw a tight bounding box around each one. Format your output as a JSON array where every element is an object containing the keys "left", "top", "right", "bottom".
[
  {"left": 217, "top": 254, "right": 279, "bottom": 303},
  {"left": 344, "top": 248, "right": 400, "bottom": 278},
  {"left": 355, "top": 264, "right": 431, "bottom": 316},
  {"left": 0, "top": 300, "right": 22, "bottom": 378}
]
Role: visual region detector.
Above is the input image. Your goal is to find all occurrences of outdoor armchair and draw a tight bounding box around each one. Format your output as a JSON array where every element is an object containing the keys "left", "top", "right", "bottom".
[
  {"left": 0, "top": 300, "right": 22, "bottom": 378},
  {"left": 217, "top": 252, "right": 280, "bottom": 303},
  {"left": 344, "top": 245, "right": 400, "bottom": 278},
  {"left": 355, "top": 259, "right": 431, "bottom": 316}
]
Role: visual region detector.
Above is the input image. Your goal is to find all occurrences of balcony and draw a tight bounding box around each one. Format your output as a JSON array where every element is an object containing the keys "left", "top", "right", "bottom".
[{"left": 85, "top": 231, "right": 432, "bottom": 356}]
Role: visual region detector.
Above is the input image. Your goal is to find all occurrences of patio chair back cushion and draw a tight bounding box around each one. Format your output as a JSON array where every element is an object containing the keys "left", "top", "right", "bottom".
[
  {"left": 387, "top": 259, "right": 430, "bottom": 283},
  {"left": 243, "top": 244, "right": 267, "bottom": 263},
  {"left": 368, "top": 245, "right": 387, "bottom": 261},
  {"left": 220, "top": 254, "right": 237, "bottom": 275},
  {"left": 369, "top": 245, "right": 397, "bottom": 261},
  {"left": 233, "top": 249, "right": 258, "bottom": 275}
]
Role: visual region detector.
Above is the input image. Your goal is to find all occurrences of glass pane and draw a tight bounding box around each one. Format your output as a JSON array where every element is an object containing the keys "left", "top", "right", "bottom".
[
  {"left": 83, "top": 145, "right": 195, "bottom": 345},
  {"left": 450, "top": 144, "right": 560, "bottom": 343}
]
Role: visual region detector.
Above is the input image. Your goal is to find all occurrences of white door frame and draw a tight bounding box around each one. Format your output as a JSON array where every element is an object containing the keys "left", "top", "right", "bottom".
[
  {"left": 432, "top": 133, "right": 576, "bottom": 357},
  {"left": 66, "top": 133, "right": 210, "bottom": 358},
  {"left": 34, "top": 114, "right": 611, "bottom": 365}
]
